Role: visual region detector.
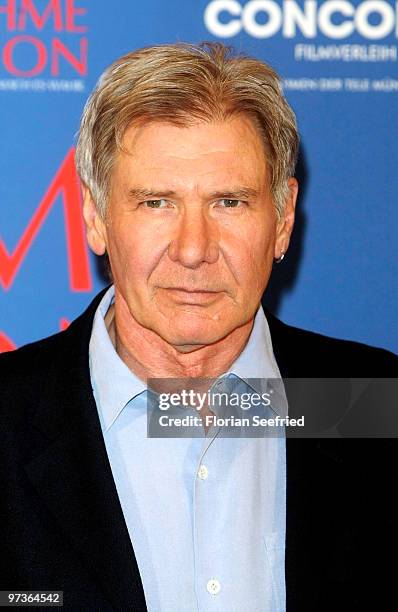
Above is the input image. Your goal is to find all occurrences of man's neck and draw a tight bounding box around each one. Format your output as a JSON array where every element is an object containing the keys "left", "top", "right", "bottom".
[{"left": 104, "top": 303, "right": 255, "bottom": 382}]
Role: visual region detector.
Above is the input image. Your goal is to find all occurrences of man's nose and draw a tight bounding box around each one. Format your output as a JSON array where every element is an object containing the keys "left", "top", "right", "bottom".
[{"left": 167, "top": 208, "right": 219, "bottom": 269}]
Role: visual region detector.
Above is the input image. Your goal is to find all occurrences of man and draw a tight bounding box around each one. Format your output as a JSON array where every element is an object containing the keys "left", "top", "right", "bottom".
[{"left": 0, "top": 42, "right": 397, "bottom": 611}]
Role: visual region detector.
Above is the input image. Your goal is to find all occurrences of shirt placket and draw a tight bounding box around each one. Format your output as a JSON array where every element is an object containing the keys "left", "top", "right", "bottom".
[
  {"left": 192, "top": 432, "right": 225, "bottom": 611},
  {"left": 192, "top": 377, "right": 232, "bottom": 611}
]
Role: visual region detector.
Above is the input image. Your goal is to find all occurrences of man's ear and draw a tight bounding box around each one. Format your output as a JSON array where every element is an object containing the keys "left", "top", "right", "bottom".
[
  {"left": 81, "top": 184, "right": 107, "bottom": 256},
  {"left": 274, "top": 178, "right": 299, "bottom": 260}
]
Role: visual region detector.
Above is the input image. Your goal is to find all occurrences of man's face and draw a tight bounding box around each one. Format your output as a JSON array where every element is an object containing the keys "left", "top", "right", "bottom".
[{"left": 84, "top": 116, "right": 297, "bottom": 349}]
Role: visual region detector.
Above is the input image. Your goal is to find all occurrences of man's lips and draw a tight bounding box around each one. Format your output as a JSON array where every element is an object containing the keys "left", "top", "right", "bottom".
[
  {"left": 164, "top": 287, "right": 221, "bottom": 293},
  {"left": 160, "top": 287, "right": 224, "bottom": 305}
]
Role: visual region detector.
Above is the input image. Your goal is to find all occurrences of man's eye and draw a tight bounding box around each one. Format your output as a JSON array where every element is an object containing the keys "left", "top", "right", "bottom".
[
  {"left": 218, "top": 199, "right": 244, "bottom": 208},
  {"left": 142, "top": 199, "right": 169, "bottom": 208}
]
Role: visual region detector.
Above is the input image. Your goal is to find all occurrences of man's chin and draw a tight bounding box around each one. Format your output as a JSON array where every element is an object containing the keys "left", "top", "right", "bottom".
[
  {"left": 154, "top": 319, "right": 235, "bottom": 353},
  {"left": 160, "top": 330, "right": 227, "bottom": 353}
]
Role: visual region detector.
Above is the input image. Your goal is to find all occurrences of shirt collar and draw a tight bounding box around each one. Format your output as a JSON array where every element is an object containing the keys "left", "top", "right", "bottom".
[
  {"left": 89, "top": 286, "right": 146, "bottom": 432},
  {"left": 218, "top": 304, "right": 286, "bottom": 417},
  {"left": 89, "top": 285, "right": 283, "bottom": 432},
  {"left": 227, "top": 303, "right": 282, "bottom": 387}
]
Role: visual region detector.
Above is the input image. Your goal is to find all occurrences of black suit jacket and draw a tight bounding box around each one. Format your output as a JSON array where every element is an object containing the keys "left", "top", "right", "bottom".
[{"left": 1, "top": 290, "right": 397, "bottom": 611}]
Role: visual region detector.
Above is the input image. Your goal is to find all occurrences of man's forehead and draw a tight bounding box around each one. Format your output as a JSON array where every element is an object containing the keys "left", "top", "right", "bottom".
[
  {"left": 119, "top": 116, "right": 267, "bottom": 157},
  {"left": 114, "top": 169, "right": 269, "bottom": 201},
  {"left": 114, "top": 117, "right": 270, "bottom": 187}
]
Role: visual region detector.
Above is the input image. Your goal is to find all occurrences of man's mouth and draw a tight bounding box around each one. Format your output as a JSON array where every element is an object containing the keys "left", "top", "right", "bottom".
[
  {"left": 160, "top": 287, "right": 224, "bottom": 305},
  {"left": 166, "top": 286, "right": 220, "bottom": 293}
]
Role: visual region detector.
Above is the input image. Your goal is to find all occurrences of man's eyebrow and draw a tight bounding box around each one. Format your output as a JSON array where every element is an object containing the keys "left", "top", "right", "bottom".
[
  {"left": 127, "top": 188, "right": 177, "bottom": 200},
  {"left": 127, "top": 187, "right": 260, "bottom": 200},
  {"left": 207, "top": 187, "right": 259, "bottom": 200}
]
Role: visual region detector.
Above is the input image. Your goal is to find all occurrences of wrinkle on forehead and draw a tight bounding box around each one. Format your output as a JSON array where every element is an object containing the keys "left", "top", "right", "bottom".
[
  {"left": 112, "top": 116, "right": 271, "bottom": 202},
  {"left": 120, "top": 116, "right": 267, "bottom": 162}
]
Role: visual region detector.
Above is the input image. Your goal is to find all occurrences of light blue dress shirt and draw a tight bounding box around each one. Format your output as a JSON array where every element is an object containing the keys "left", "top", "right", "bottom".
[{"left": 89, "top": 286, "right": 286, "bottom": 612}]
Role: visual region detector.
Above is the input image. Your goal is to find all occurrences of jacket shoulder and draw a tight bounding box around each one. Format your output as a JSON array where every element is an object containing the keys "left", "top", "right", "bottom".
[
  {"left": 0, "top": 330, "right": 64, "bottom": 369},
  {"left": 0, "top": 331, "right": 68, "bottom": 429},
  {"left": 0, "top": 288, "right": 107, "bottom": 380},
  {"left": 265, "top": 310, "right": 398, "bottom": 377},
  {"left": 0, "top": 289, "right": 105, "bottom": 425}
]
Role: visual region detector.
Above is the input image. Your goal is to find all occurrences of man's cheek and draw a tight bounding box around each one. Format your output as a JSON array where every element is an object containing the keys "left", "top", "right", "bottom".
[{"left": 241, "top": 257, "right": 269, "bottom": 300}]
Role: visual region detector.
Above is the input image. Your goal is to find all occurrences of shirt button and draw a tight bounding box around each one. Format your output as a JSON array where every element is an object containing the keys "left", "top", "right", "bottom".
[
  {"left": 198, "top": 464, "right": 209, "bottom": 480},
  {"left": 207, "top": 579, "right": 221, "bottom": 595}
]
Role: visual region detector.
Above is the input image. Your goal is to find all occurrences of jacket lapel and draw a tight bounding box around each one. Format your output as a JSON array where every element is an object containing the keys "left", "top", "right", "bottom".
[{"left": 23, "top": 291, "right": 147, "bottom": 611}]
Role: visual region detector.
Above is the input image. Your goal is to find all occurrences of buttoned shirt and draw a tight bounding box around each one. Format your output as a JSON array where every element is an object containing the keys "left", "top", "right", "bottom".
[{"left": 89, "top": 285, "right": 286, "bottom": 611}]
